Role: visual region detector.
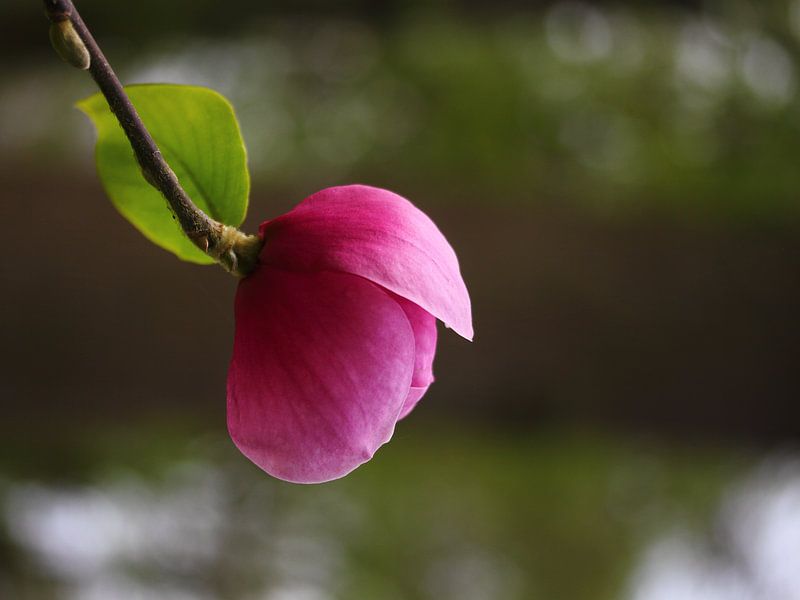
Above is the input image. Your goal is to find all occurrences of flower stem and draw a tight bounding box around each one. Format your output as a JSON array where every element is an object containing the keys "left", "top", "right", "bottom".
[{"left": 42, "top": 0, "right": 261, "bottom": 277}]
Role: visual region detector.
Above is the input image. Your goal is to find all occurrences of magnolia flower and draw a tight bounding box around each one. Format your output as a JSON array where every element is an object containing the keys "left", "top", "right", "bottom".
[{"left": 226, "top": 185, "right": 473, "bottom": 483}]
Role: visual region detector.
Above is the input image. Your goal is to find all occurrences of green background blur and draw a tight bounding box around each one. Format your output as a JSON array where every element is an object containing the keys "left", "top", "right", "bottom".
[{"left": 1, "top": 1, "right": 800, "bottom": 598}]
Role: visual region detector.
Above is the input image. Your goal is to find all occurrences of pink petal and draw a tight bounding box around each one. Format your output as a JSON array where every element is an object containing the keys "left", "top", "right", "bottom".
[
  {"left": 259, "top": 185, "right": 473, "bottom": 340},
  {"left": 391, "top": 294, "right": 437, "bottom": 419},
  {"left": 227, "top": 266, "right": 415, "bottom": 484}
]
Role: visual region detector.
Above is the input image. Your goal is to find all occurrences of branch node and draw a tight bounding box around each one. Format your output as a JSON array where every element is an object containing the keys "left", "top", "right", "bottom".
[{"left": 43, "top": 0, "right": 72, "bottom": 22}]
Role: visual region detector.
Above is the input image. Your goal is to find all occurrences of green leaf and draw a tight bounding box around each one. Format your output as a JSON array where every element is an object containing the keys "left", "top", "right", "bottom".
[{"left": 77, "top": 84, "right": 250, "bottom": 264}]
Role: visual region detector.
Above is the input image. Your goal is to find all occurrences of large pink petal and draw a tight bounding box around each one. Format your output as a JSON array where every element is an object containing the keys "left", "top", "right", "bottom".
[
  {"left": 227, "top": 266, "right": 415, "bottom": 484},
  {"left": 259, "top": 185, "right": 473, "bottom": 340},
  {"left": 391, "top": 295, "right": 437, "bottom": 419}
]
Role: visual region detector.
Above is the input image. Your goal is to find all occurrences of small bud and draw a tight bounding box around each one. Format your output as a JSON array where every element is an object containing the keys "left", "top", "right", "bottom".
[{"left": 49, "top": 20, "right": 90, "bottom": 70}]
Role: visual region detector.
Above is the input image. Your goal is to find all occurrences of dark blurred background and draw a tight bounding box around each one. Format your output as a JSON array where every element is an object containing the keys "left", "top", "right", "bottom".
[{"left": 2, "top": 1, "right": 800, "bottom": 599}]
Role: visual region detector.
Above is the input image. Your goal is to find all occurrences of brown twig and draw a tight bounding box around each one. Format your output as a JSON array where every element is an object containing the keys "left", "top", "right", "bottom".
[{"left": 43, "top": 0, "right": 261, "bottom": 277}]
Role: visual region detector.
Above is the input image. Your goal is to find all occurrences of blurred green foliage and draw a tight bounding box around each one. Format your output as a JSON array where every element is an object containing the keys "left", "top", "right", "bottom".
[{"left": 6, "top": 3, "right": 800, "bottom": 221}]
